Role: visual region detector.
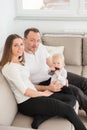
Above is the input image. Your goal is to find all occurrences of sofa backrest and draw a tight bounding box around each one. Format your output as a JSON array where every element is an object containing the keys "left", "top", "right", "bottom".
[
  {"left": 0, "top": 70, "right": 17, "bottom": 125},
  {"left": 42, "top": 34, "right": 82, "bottom": 66}
]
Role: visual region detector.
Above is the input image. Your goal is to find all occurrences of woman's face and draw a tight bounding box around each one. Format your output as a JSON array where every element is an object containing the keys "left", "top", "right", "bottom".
[{"left": 12, "top": 38, "right": 24, "bottom": 58}]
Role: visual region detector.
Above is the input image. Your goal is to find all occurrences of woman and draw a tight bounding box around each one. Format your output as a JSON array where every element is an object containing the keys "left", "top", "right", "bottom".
[{"left": 0, "top": 34, "right": 86, "bottom": 130}]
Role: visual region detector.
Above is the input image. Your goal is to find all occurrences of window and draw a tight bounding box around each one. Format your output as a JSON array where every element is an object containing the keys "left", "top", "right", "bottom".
[
  {"left": 22, "top": 0, "right": 70, "bottom": 10},
  {"left": 22, "top": 0, "right": 44, "bottom": 9},
  {"left": 16, "top": 0, "right": 87, "bottom": 20},
  {"left": 79, "top": 0, "right": 87, "bottom": 14}
]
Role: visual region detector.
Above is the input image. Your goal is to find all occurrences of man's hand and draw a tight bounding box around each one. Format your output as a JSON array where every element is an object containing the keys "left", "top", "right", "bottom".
[{"left": 49, "top": 81, "right": 63, "bottom": 92}]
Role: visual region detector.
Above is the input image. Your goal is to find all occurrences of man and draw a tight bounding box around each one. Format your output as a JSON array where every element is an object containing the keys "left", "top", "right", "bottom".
[{"left": 23, "top": 27, "right": 87, "bottom": 128}]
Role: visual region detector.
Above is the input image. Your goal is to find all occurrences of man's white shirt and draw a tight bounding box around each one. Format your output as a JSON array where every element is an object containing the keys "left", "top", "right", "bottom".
[{"left": 24, "top": 43, "right": 50, "bottom": 84}]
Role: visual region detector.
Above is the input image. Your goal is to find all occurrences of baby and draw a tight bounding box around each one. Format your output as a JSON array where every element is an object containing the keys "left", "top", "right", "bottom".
[
  {"left": 49, "top": 53, "right": 67, "bottom": 85},
  {"left": 48, "top": 53, "right": 73, "bottom": 94}
]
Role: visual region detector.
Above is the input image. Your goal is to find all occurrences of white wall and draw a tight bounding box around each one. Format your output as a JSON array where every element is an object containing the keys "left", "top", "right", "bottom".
[
  {"left": 0, "top": 0, "right": 15, "bottom": 50},
  {"left": 13, "top": 0, "right": 87, "bottom": 36},
  {"left": 13, "top": 19, "right": 87, "bottom": 37},
  {"left": 1, "top": 0, "right": 87, "bottom": 50}
]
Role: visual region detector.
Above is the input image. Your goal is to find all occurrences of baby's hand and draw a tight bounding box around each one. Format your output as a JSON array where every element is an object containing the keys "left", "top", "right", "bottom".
[
  {"left": 48, "top": 67, "right": 55, "bottom": 75},
  {"left": 49, "top": 67, "right": 55, "bottom": 72},
  {"left": 55, "top": 70, "right": 60, "bottom": 76}
]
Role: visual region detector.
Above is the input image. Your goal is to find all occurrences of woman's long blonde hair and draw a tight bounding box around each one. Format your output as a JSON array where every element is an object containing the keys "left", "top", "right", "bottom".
[{"left": 0, "top": 34, "right": 25, "bottom": 68}]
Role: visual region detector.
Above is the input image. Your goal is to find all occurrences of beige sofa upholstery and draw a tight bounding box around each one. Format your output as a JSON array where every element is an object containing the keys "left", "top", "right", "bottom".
[
  {"left": 42, "top": 33, "right": 84, "bottom": 75},
  {"left": 1, "top": 33, "right": 87, "bottom": 130},
  {"left": 0, "top": 126, "right": 32, "bottom": 130}
]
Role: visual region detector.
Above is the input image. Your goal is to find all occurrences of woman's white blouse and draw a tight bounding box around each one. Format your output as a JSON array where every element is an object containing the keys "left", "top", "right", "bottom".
[{"left": 2, "top": 62, "right": 37, "bottom": 104}]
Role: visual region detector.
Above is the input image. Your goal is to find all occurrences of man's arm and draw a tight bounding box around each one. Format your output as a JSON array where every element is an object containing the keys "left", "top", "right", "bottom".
[{"left": 46, "top": 57, "right": 52, "bottom": 67}]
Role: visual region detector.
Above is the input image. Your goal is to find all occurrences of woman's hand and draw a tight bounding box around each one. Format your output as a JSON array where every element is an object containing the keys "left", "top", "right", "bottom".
[
  {"left": 49, "top": 81, "right": 63, "bottom": 92},
  {"left": 25, "top": 88, "right": 53, "bottom": 97},
  {"left": 42, "top": 90, "right": 53, "bottom": 96}
]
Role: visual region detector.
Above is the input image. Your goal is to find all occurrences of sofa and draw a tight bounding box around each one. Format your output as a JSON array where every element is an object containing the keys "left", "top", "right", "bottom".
[{"left": 1, "top": 32, "right": 87, "bottom": 130}]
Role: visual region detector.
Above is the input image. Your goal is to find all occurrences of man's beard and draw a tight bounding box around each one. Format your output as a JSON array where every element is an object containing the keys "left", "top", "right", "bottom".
[{"left": 27, "top": 47, "right": 38, "bottom": 53}]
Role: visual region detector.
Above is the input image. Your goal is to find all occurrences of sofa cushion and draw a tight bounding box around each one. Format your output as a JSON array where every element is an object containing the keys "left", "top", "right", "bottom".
[
  {"left": 65, "top": 65, "right": 82, "bottom": 75},
  {"left": 12, "top": 113, "right": 72, "bottom": 130},
  {"left": 42, "top": 34, "right": 82, "bottom": 66},
  {"left": 0, "top": 126, "right": 33, "bottom": 130},
  {"left": 82, "top": 66, "right": 87, "bottom": 78},
  {"left": 0, "top": 71, "right": 17, "bottom": 125}
]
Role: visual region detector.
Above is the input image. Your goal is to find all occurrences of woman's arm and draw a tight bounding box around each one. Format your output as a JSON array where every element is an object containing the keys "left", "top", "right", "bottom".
[
  {"left": 24, "top": 88, "right": 53, "bottom": 97},
  {"left": 34, "top": 82, "right": 63, "bottom": 92}
]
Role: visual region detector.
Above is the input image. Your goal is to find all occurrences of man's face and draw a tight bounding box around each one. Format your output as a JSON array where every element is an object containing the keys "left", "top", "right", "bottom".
[{"left": 24, "top": 31, "right": 41, "bottom": 53}]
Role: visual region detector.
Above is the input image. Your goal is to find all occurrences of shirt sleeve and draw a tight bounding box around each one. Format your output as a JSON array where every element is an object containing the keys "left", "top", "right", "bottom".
[
  {"left": 58, "top": 68, "right": 67, "bottom": 85},
  {"left": 2, "top": 64, "right": 34, "bottom": 94}
]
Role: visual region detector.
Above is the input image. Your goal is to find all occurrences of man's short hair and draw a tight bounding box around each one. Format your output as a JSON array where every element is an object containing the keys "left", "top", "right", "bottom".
[{"left": 24, "top": 27, "right": 40, "bottom": 38}]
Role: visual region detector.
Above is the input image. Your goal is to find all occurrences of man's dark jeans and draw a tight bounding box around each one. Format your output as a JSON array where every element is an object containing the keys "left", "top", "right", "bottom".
[
  {"left": 67, "top": 72, "right": 87, "bottom": 112},
  {"left": 67, "top": 72, "right": 87, "bottom": 95},
  {"left": 39, "top": 72, "right": 87, "bottom": 112}
]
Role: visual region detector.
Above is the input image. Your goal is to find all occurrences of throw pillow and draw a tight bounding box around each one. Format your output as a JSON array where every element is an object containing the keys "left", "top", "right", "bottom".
[{"left": 45, "top": 45, "right": 64, "bottom": 56}]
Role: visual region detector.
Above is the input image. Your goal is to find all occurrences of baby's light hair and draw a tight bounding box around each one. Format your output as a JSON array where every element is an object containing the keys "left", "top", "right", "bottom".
[{"left": 52, "top": 53, "right": 64, "bottom": 61}]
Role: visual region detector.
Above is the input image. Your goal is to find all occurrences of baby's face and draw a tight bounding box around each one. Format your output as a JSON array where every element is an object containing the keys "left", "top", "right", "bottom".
[{"left": 52, "top": 58, "right": 64, "bottom": 70}]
